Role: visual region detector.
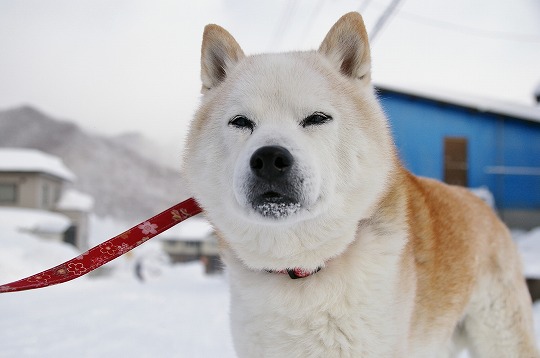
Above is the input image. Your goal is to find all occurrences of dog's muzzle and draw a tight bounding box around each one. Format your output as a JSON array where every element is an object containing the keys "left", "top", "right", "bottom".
[{"left": 247, "top": 145, "right": 302, "bottom": 219}]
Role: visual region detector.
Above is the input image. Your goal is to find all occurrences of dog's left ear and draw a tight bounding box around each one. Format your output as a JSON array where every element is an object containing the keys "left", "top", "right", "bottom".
[
  {"left": 201, "top": 24, "right": 245, "bottom": 92},
  {"left": 319, "top": 12, "right": 371, "bottom": 81}
]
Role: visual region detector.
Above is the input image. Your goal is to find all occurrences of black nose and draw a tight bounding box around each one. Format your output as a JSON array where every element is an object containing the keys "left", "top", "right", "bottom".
[{"left": 250, "top": 146, "right": 294, "bottom": 181}]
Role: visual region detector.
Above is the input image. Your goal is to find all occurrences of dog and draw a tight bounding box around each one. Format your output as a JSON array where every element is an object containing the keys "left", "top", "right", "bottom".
[{"left": 183, "top": 12, "right": 538, "bottom": 357}]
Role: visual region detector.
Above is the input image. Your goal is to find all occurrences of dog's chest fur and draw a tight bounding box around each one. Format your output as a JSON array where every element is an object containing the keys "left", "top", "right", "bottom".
[{"left": 222, "top": 224, "right": 415, "bottom": 357}]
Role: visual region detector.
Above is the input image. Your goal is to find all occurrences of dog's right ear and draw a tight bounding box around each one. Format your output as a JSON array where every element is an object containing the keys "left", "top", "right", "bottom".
[
  {"left": 200, "top": 24, "right": 245, "bottom": 93},
  {"left": 318, "top": 12, "right": 371, "bottom": 81}
]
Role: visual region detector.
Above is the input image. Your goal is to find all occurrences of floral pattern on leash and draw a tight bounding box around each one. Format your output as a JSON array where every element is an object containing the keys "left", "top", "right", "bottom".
[
  {"left": 67, "top": 262, "right": 87, "bottom": 276},
  {"left": 27, "top": 274, "right": 52, "bottom": 285},
  {"left": 172, "top": 209, "right": 191, "bottom": 221},
  {"left": 138, "top": 221, "right": 158, "bottom": 235}
]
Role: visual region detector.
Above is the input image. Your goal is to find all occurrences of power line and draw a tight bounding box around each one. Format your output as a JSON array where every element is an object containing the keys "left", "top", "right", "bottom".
[
  {"left": 268, "top": 1, "right": 298, "bottom": 51},
  {"left": 364, "top": 0, "right": 540, "bottom": 44},
  {"left": 397, "top": 10, "right": 540, "bottom": 44},
  {"left": 297, "top": 0, "right": 326, "bottom": 48},
  {"left": 370, "top": 0, "right": 405, "bottom": 42}
]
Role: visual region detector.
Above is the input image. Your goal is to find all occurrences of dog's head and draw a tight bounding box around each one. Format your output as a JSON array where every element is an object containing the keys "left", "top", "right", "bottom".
[{"left": 183, "top": 13, "right": 397, "bottom": 271}]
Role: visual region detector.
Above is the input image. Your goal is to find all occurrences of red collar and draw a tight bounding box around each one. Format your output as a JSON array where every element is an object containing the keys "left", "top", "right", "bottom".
[{"left": 267, "top": 266, "right": 322, "bottom": 279}]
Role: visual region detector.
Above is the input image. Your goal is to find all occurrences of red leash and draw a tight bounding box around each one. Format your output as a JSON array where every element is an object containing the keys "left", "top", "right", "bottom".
[{"left": 0, "top": 198, "right": 202, "bottom": 293}]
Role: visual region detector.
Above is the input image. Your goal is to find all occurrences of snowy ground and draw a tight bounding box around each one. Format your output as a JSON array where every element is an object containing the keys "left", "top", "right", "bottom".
[
  {"left": 0, "top": 215, "right": 539, "bottom": 357},
  {"left": 0, "top": 231, "right": 235, "bottom": 357},
  {"left": 1, "top": 262, "right": 234, "bottom": 357}
]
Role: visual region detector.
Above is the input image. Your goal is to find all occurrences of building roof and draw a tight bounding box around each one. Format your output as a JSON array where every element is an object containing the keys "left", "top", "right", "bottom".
[
  {"left": 376, "top": 81, "right": 540, "bottom": 125},
  {"left": 56, "top": 189, "right": 94, "bottom": 212},
  {"left": 0, "top": 148, "right": 75, "bottom": 182},
  {"left": 160, "top": 218, "right": 214, "bottom": 242}
]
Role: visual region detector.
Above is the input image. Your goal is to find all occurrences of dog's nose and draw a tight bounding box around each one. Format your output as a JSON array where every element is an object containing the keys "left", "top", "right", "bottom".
[{"left": 250, "top": 146, "right": 294, "bottom": 181}]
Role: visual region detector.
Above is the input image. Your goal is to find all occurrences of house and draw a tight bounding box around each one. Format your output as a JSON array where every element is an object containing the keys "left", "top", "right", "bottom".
[
  {"left": 55, "top": 188, "right": 94, "bottom": 250},
  {"left": 0, "top": 148, "right": 92, "bottom": 250},
  {"left": 159, "top": 218, "right": 221, "bottom": 274},
  {"left": 376, "top": 83, "right": 540, "bottom": 230}
]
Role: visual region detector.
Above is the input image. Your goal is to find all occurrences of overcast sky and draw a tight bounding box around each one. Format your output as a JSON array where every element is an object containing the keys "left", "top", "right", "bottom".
[{"left": 0, "top": 0, "right": 539, "bottom": 152}]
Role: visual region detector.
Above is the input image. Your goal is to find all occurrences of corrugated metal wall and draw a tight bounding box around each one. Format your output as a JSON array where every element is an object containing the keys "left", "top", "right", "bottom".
[{"left": 378, "top": 90, "right": 540, "bottom": 211}]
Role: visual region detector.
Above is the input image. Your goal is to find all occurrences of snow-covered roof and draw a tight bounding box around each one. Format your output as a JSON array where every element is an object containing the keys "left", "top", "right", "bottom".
[
  {"left": 56, "top": 189, "right": 94, "bottom": 212},
  {"left": 514, "top": 227, "right": 540, "bottom": 279},
  {"left": 376, "top": 81, "right": 540, "bottom": 124},
  {"left": 160, "top": 218, "right": 214, "bottom": 242},
  {"left": 0, "top": 207, "right": 71, "bottom": 234},
  {"left": 0, "top": 148, "right": 76, "bottom": 182},
  {"left": 469, "top": 187, "right": 495, "bottom": 209}
]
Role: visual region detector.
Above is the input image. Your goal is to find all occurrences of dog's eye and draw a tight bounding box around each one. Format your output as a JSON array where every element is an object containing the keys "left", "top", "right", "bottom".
[
  {"left": 300, "top": 112, "right": 333, "bottom": 128},
  {"left": 229, "top": 115, "right": 255, "bottom": 132}
]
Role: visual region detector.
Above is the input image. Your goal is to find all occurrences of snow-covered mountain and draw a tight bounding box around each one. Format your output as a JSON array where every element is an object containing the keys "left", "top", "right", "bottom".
[{"left": 0, "top": 105, "right": 190, "bottom": 220}]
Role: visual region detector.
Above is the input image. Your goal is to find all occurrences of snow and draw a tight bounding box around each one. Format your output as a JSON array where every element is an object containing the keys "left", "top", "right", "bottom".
[
  {"left": 0, "top": 148, "right": 76, "bottom": 182},
  {"left": 376, "top": 81, "right": 540, "bottom": 124},
  {"left": 469, "top": 186, "right": 495, "bottom": 209},
  {"left": 256, "top": 201, "right": 301, "bottom": 218},
  {"left": 160, "top": 218, "right": 214, "bottom": 242},
  {"left": 0, "top": 207, "right": 71, "bottom": 234},
  {"left": 514, "top": 227, "right": 540, "bottom": 279},
  {"left": 0, "top": 262, "right": 235, "bottom": 358},
  {"left": 55, "top": 188, "right": 94, "bottom": 212},
  {"left": 0, "top": 213, "right": 235, "bottom": 357},
  {"left": 0, "top": 215, "right": 539, "bottom": 357}
]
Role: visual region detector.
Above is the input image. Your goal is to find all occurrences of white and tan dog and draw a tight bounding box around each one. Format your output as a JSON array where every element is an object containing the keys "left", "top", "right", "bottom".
[{"left": 183, "top": 12, "right": 538, "bottom": 358}]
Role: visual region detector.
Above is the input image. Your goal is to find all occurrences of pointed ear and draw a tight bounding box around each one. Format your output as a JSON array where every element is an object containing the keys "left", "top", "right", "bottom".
[
  {"left": 318, "top": 12, "right": 371, "bottom": 81},
  {"left": 201, "top": 24, "right": 245, "bottom": 92}
]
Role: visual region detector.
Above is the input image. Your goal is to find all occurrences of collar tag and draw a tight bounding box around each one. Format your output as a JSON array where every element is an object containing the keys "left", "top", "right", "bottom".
[
  {"left": 265, "top": 266, "right": 322, "bottom": 279},
  {"left": 287, "top": 267, "right": 322, "bottom": 279}
]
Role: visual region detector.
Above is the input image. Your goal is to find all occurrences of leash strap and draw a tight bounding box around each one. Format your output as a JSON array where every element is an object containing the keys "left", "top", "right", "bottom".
[{"left": 0, "top": 198, "right": 202, "bottom": 293}]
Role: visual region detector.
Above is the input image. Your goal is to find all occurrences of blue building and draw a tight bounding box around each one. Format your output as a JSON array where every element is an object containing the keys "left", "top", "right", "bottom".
[{"left": 377, "top": 84, "right": 540, "bottom": 229}]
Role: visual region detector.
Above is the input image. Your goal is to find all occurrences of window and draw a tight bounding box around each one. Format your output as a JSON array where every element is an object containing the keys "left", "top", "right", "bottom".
[
  {"left": 0, "top": 183, "right": 17, "bottom": 204},
  {"left": 42, "top": 183, "right": 50, "bottom": 208}
]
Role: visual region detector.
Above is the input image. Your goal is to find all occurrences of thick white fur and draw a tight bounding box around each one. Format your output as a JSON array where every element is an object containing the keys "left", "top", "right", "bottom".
[{"left": 183, "top": 12, "right": 539, "bottom": 358}]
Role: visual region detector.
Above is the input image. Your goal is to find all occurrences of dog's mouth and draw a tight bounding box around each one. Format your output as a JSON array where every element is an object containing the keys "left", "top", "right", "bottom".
[{"left": 252, "top": 191, "right": 301, "bottom": 219}]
